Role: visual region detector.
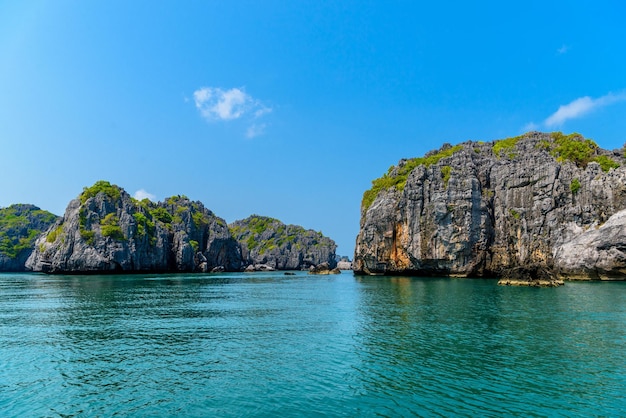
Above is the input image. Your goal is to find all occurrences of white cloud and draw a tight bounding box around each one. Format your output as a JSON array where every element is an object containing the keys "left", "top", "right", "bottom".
[
  {"left": 192, "top": 86, "right": 273, "bottom": 137},
  {"left": 193, "top": 87, "right": 272, "bottom": 122},
  {"left": 193, "top": 87, "right": 250, "bottom": 120},
  {"left": 557, "top": 44, "right": 569, "bottom": 54},
  {"left": 254, "top": 106, "right": 273, "bottom": 118},
  {"left": 246, "top": 123, "right": 266, "bottom": 139},
  {"left": 544, "top": 92, "right": 626, "bottom": 127},
  {"left": 133, "top": 189, "right": 156, "bottom": 201}
]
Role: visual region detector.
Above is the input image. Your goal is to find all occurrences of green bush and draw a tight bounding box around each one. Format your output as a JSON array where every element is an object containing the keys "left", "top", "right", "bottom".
[
  {"left": 46, "top": 225, "right": 63, "bottom": 243},
  {"left": 493, "top": 135, "right": 523, "bottom": 158},
  {"left": 550, "top": 132, "right": 597, "bottom": 168},
  {"left": 80, "top": 180, "right": 121, "bottom": 204},
  {"left": 509, "top": 209, "right": 521, "bottom": 220},
  {"left": 150, "top": 207, "right": 172, "bottom": 224},
  {"left": 441, "top": 166, "right": 452, "bottom": 187},
  {"left": 593, "top": 155, "right": 620, "bottom": 172},
  {"left": 101, "top": 213, "right": 125, "bottom": 241},
  {"left": 570, "top": 178, "right": 581, "bottom": 195},
  {"left": 80, "top": 230, "right": 95, "bottom": 245},
  {"left": 192, "top": 211, "right": 208, "bottom": 228},
  {"left": 133, "top": 212, "right": 155, "bottom": 238}
]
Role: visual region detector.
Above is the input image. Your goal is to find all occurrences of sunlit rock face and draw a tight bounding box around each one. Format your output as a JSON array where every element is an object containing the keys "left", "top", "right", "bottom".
[
  {"left": 354, "top": 132, "right": 626, "bottom": 280},
  {"left": 27, "top": 181, "right": 242, "bottom": 274}
]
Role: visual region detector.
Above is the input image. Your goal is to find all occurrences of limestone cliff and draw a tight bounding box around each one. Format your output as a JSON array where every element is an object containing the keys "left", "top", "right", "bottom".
[
  {"left": 26, "top": 181, "right": 242, "bottom": 273},
  {"left": 0, "top": 204, "right": 59, "bottom": 271},
  {"left": 229, "top": 215, "right": 337, "bottom": 270},
  {"left": 354, "top": 132, "right": 626, "bottom": 280}
]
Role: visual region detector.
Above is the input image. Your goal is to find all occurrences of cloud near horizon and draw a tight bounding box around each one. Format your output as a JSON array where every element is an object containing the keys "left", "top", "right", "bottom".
[{"left": 133, "top": 189, "right": 156, "bottom": 201}]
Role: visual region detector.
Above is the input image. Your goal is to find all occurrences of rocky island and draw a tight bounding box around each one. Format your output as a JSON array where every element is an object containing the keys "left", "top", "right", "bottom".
[
  {"left": 230, "top": 215, "right": 337, "bottom": 271},
  {"left": 0, "top": 204, "right": 59, "bottom": 271},
  {"left": 27, "top": 182, "right": 243, "bottom": 273},
  {"left": 18, "top": 181, "right": 337, "bottom": 274},
  {"left": 354, "top": 132, "right": 626, "bottom": 284}
]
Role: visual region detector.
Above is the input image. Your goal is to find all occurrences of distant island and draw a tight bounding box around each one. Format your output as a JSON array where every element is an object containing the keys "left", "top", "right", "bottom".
[
  {"left": 354, "top": 131, "right": 626, "bottom": 285},
  {"left": 0, "top": 204, "right": 59, "bottom": 271},
  {"left": 0, "top": 181, "right": 338, "bottom": 274}
]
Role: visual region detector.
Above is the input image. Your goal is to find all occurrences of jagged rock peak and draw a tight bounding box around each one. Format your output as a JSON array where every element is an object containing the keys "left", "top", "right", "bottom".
[
  {"left": 26, "top": 181, "right": 241, "bottom": 274},
  {"left": 229, "top": 214, "right": 337, "bottom": 270},
  {"left": 354, "top": 131, "right": 626, "bottom": 281}
]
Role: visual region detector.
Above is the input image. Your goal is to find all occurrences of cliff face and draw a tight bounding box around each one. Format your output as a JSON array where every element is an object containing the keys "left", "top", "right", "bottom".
[
  {"left": 26, "top": 181, "right": 242, "bottom": 273},
  {"left": 354, "top": 132, "right": 626, "bottom": 280},
  {"left": 229, "top": 215, "right": 337, "bottom": 270},
  {"left": 0, "top": 204, "right": 59, "bottom": 271}
]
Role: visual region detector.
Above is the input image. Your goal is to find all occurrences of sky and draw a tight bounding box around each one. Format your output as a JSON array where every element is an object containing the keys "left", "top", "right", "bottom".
[{"left": 1, "top": 1, "right": 626, "bottom": 256}]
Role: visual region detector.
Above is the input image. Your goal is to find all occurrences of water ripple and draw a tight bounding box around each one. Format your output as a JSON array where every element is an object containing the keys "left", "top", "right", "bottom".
[{"left": 1, "top": 273, "right": 624, "bottom": 416}]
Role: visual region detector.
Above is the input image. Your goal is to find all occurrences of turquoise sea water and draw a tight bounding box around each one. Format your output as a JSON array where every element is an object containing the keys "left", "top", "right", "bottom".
[{"left": 1, "top": 271, "right": 624, "bottom": 417}]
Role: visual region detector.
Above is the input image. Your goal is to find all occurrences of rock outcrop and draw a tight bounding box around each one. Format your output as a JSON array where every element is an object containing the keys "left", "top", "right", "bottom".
[
  {"left": 0, "top": 204, "right": 59, "bottom": 271},
  {"left": 354, "top": 132, "right": 626, "bottom": 280},
  {"left": 26, "top": 181, "right": 242, "bottom": 273},
  {"left": 308, "top": 262, "right": 341, "bottom": 275},
  {"left": 229, "top": 215, "right": 337, "bottom": 270},
  {"left": 554, "top": 208, "right": 626, "bottom": 279}
]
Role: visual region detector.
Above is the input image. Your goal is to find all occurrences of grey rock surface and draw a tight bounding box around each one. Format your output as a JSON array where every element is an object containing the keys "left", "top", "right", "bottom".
[
  {"left": 26, "top": 182, "right": 242, "bottom": 273},
  {"left": 230, "top": 215, "right": 337, "bottom": 270},
  {"left": 554, "top": 209, "right": 626, "bottom": 279},
  {"left": 354, "top": 132, "right": 626, "bottom": 279}
]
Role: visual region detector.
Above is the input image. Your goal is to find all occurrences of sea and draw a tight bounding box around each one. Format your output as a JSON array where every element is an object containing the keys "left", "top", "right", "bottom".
[{"left": 1, "top": 271, "right": 624, "bottom": 417}]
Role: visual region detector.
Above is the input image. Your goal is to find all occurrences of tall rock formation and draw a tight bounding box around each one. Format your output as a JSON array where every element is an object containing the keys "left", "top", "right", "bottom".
[
  {"left": 0, "top": 204, "right": 59, "bottom": 271},
  {"left": 26, "top": 181, "right": 242, "bottom": 273},
  {"left": 354, "top": 132, "right": 626, "bottom": 280},
  {"left": 229, "top": 215, "right": 337, "bottom": 270}
]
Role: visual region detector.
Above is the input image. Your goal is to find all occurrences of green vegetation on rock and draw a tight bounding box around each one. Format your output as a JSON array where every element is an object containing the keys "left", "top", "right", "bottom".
[
  {"left": 80, "top": 180, "right": 122, "bottom": 204},
  {"left": 0, "top": 205, "right": 57, "bottom": 259},
  {"left": 594, "top": 155, "right": 620, "bottom": 172},
  {"left": 570, "top": 178, "right": 581, "bottom": 195},
  {"left": 545, "top": 132, "right": 620, "bottom": 171},
  {"left": 100, "top": 213, "right": 125, "bottom": 241},
  {"left": 441, "top": 165, "right": 452, "bottom": 187},
  {"left": 46, "top": 225, "right": 63, "bottom": 243},
  {"left": 230, "top": 215, "right": 335, "bottom": 264},
  {"left": 550, "top": 132, "right": 597, "bottom": 167},
  {"left": 150, "top": 207, "right": 172, "bottom": 224},
  {"left": 493, "top": 135, "right": 523, "bottom": 158},
  {"left": 78, "top": 209, "right": 94, "bottom": 245},
  {"left": 362, "top": 144, "right": 463, "bottom": 210}
]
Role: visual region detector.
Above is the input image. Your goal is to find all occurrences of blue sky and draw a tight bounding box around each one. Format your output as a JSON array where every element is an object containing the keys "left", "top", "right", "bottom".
[{"left": 1, "top": 1, "right": 625, "bottom": 256}]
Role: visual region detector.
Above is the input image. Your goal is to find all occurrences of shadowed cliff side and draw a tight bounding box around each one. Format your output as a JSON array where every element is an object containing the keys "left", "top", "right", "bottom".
[{"left": 354, "top": 132, "right": 626, "bottom": 280}]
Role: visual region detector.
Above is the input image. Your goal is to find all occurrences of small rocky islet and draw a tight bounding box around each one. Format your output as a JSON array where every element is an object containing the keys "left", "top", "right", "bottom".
[{"left": 355, "top": 131, "right": 626, "bottom": 285}]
